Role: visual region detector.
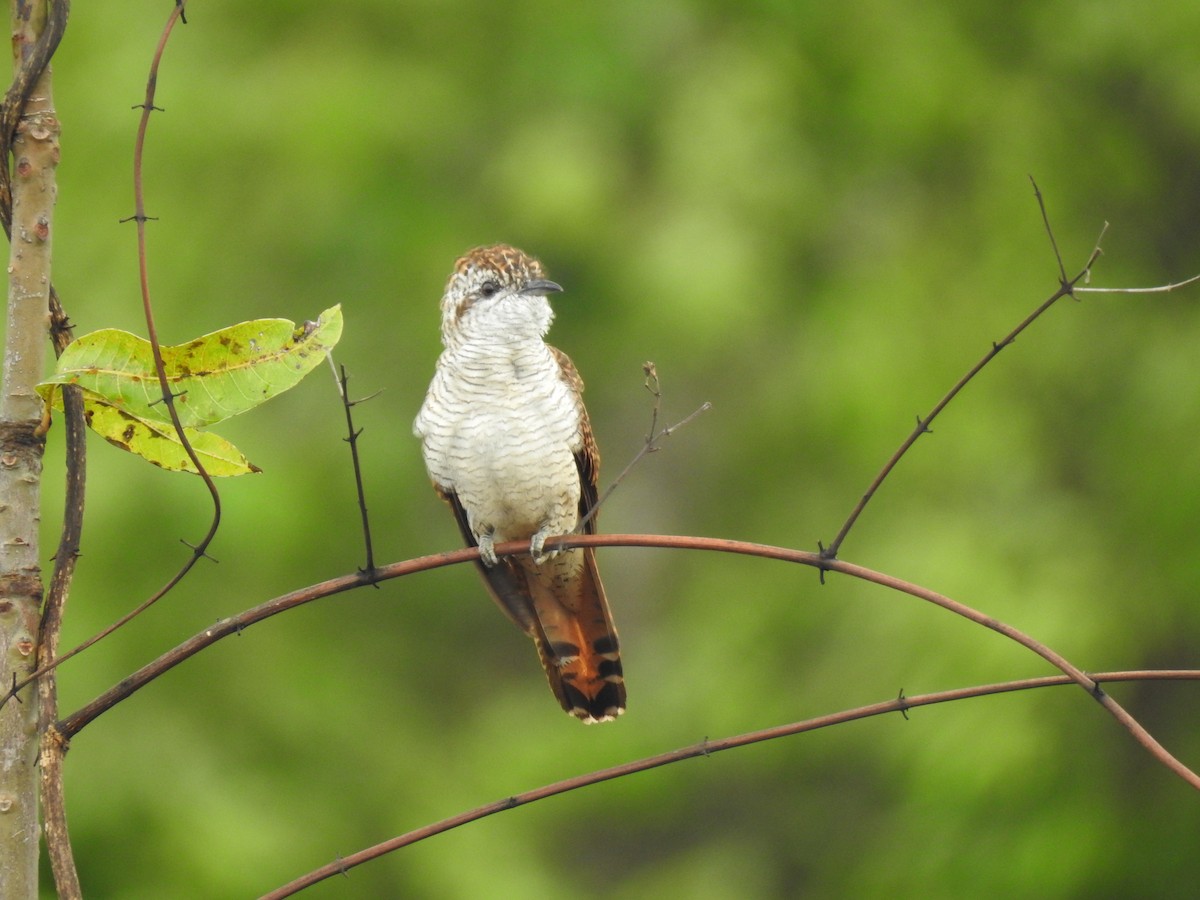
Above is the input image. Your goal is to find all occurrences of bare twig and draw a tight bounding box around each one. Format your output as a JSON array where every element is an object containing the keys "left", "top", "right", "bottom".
[
  {"left": 128, "top": 0, "right": 216, "bottom": 537},
  {"left": 822, "top": 180, "right": 1102, "bottom": 560},
  {"left": 38, "top": 344, "right": 85, "bottom": 900},
  {"left": 39, "top": 317, "right": 85, "bottom": 900},
  {"left": 259, "top": 666, "right": 1200, "bottom": 898},
  {"left": 55, "top": 532, "right": 1200, "bottom": 793},
  {"left": 37, "top": 382, "right": 84, "bottom": 900},
  {"left": 1031, "top": 174, "right": 1070, "bottom": 284},
  {"left": 576, "top": 362, "right": 711, "bottom": 533},
  {"left": 1076, "top": 272, "right": 1200, "bottom": 294},
  {"left": 330, "top": 359, "right": 379, "bottom": 575}
]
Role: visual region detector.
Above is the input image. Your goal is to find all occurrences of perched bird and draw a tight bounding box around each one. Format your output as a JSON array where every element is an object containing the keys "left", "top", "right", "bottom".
[{"left": 414, "top": 244, "right": 625, "bottom": 723}]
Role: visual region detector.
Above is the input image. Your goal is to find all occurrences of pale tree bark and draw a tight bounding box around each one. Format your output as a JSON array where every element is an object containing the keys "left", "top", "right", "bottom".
[{"left": 0, "top": 0, "right": 59, "bottom": 895}]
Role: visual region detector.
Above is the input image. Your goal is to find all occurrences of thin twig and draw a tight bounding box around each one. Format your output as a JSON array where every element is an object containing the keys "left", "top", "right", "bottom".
[
  {"left": 1031, "top": 174, "right": 1069, "bottom": 284},
  {"left": 38, "top": 381, "right": 84, "bottom": 900},
  {"left": 1076, "top": 271, "right": 1200, "bottom": 294},
  {"left": 94, "top": 5, "right": 214, "bottom": 606},
  {"left": 130, "top": 1, "right": 214, "bottom": 513},
  {"left": 576, "top": 362, "right": 711, "bottom": 533},
  {"left": 330, "top": 358, "right": 378, "bottom": 575},
  {"left": 55, "top": 532, "right": 1200, "bottom": 795},
  {"left": 822, "top": 180, "right": 1102, "bottom": 560},
  {"left": 258, "top": 666, "right": 1200, "bottom": 898}
]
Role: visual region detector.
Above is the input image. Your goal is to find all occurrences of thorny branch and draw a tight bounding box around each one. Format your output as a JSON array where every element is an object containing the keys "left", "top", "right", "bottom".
[
  {"left": 260, "top": 667, "right": 1200, "bottom": 898},
  {"left": 55, "top": 532, "right": 1200, "bottom": 796},
  {"left": 330, "top": 358, "right": 381, "bottom": 576},
  {"left": 822, "top": 179, "right": 1113, "bottom": 560}
]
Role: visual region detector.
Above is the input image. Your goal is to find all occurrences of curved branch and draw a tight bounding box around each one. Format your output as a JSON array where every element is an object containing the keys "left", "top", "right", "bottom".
[
  {"left": 56, "top": 533, "right": 1200, "bottom": 794},
  {"left": 259, "top": 668, "right": 1200, "bottom": 898}
]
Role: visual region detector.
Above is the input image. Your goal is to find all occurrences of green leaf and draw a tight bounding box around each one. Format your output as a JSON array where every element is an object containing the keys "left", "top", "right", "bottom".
[
  {"left": 45, "top": 387, "right": 260, "bottom": 476},
  {"left": 36, "top": 306, "right": 340, "bottom": 475},
  {"left": 38, "top": 305, "right": 342, "bottom": 428}
]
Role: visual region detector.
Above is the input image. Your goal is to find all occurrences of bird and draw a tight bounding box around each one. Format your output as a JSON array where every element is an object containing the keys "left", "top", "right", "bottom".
[{"left": 413, "top": 244, "right": 625, "bottom": 723}]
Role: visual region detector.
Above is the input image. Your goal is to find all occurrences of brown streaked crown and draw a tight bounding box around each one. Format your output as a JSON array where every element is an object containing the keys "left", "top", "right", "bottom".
[
  {"left": 451, "top": 244, "right": 546, "bottom": 286},
  {"left": 441, "top": 244, "right": 553, "bottom": 333}
]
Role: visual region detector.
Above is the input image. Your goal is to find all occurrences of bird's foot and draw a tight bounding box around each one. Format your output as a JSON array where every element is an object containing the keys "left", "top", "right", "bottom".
[
  {"left": 477, "top": 532, "right": 499, "bottom": 567},
  {"left": 530, "top": 529, "right": 556, "bottom": 566}
]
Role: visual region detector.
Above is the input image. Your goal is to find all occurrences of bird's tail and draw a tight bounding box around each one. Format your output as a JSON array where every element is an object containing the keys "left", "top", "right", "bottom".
[{"left": 522, "top": 548, "right": 625, "bottom": 723}]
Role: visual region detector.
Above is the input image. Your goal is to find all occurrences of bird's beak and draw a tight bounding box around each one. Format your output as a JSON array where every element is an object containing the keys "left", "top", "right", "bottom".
[{"left": 521, "top": 278, "right": 563, "bottom": 296}]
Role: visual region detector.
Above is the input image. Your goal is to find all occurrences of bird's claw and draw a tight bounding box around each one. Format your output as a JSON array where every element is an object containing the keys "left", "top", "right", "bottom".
[
  {"left": 530, "top": 530, "right": 551, "bottom": 566},
  {"left": 478, "top": 532, "right": 498, "bottom": 567}
]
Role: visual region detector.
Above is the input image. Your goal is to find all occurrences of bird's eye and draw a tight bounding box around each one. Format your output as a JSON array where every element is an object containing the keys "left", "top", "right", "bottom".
[{"left": 479, "top": 280, "right": 501, "bottom": 298}]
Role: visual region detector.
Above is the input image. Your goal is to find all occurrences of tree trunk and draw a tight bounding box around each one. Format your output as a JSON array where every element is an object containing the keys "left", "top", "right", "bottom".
[{"left": 0, "top": 0, "right": 59, "bottom": 895}]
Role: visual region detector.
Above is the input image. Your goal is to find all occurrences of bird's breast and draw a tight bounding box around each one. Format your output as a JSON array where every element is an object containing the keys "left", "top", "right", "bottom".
[{"left": 416, "top": 340, "right": 582, "bottom": 538}]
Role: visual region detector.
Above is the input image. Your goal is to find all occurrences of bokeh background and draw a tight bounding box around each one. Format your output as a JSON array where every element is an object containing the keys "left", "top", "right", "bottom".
[{"left": 26, "top": 1, "right": 1200, "bottom": 896}]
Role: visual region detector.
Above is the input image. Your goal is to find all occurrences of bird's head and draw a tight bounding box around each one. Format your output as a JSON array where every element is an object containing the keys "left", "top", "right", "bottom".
[{"left": 440, "top": 244, "right": 563, "bottom": 345}]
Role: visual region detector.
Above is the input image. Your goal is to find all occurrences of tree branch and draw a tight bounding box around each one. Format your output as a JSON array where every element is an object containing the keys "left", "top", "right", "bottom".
[
  {"left": 259, "top": 667, "right": 1200, "bottom": 898},
  {"left": 330, "top": 360, "right": 380, "bottom": 575},
  {"left": 56, "top": 533, "right": 1200, "bottom": 795},
  {"left": 823, "top": 180, "right": 1104, "bottom": 560}
]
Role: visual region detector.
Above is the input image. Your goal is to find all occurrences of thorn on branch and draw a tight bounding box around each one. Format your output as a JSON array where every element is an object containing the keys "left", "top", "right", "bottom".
[
  {"left": 897, "top": 688, "right": 910, "bottom": 720},
  {"left": 130, "top": 103, "right": 164, "bottom": 112},
  {"left": 815, "top": 541, "right": 834, "bottom": 583},
  {"left": 118, "top": 213, "right": 159, "bottom": 224},
  {"left": 149, "top": 388, "right": 186, "bottom": 407},
  {"left": 48, "top": 545, "right": 82, "bottom": 563},
  {"left": 180, "top": 539, "right": 219, "bottom": 563}
]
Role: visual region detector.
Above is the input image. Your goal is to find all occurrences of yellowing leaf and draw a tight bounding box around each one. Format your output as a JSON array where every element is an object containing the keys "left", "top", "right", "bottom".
[
  {"left": 45, "top": 387, "right": 260, "bottom": 476},
  {"left": 36, "top": 307, "right": 340, "bottom": 476},
  {"left": 38, "top": 305, "right": 342, "bottom": 428}
]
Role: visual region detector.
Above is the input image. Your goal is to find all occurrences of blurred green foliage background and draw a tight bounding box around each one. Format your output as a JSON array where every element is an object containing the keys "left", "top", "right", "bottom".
[{"left": 21, "top": 0, "right": 1200, "bottom": 896}]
